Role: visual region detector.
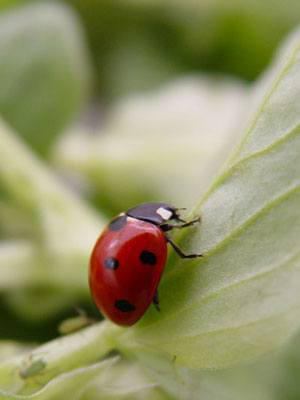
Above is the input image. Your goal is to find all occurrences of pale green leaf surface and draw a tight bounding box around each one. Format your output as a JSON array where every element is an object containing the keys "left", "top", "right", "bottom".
[
  {"left": 0, "top": 323, "right": 116, "bottom": 394},
  {"left": 0, "top": 322, "right": 119, "bottom": 394},
  {"left": 0, "top": 2, "right": 92, "bottom": 154},
  {"left": 0, "top": 342, "right": 30, "bottom": 364},
  {"left": 117, "top": 28, "right": 300, "bottom": 369},
  {"left": 0, "top": 359, "right": 117, "bottom": 400},
  {"left": 0, "top": 322, "right": 293, "bottom": 400},
  {"left": 0, "top": 331, "right": 170, "bottom": 400},
  {"left": 166, "top": 329, "right": 300, "bottom": 400},
  {"left": 138, "top": 356, "right": 275, "bottom": 400},
  {"left": 233, "top": 28, "right": 300, "bottom": 161},
  {"left": 129, "top": 328, "right": 300, "bottom": 400},
  {"left": 81, "top": 359, "right": 171, "bottom": 400}
]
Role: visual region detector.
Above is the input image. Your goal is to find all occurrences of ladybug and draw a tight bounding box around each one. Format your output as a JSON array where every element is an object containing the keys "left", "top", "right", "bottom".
[{"left": 89, "top": 202, "right": 202, "bottom": 326}]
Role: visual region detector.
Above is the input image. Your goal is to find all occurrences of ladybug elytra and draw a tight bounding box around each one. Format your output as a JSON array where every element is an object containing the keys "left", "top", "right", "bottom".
[{"left": 89, "top": 202, "right": 202, "bottom": 326}]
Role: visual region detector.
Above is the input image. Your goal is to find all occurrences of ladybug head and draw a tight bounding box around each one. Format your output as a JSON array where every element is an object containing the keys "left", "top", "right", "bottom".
[{"left": 126, "top": 202, "right": 181, "bottom": 226}]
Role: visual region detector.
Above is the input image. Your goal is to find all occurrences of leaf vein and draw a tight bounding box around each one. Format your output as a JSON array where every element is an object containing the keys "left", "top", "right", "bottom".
[
  {"left": 197, "top": 40, "right": 300, "bottom": 209},
  {"left": 153, "top": 302, "right": 300, "bottom": 343},
  {"left": 167, "top": 181, "right": 300, "bottom": 281},
  {"left": 228, "top": 39, "right": 300, "bottom": 167},
  {"left": 216, "top": 122, "right": 300, "bottom": 189}
]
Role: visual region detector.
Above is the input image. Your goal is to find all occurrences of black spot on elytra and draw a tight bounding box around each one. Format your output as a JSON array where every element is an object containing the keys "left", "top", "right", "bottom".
[
  {"left": 140, "top": 250, "right": 157, "bottom": 265},
  {"left": 109, "top": 215, "right": 127, "bottom": 231},
  {"left": 104, "top": 257, "right": 119, "bottom": 270},
  {"left": 115, "top": 299, "right": 135, "bottom": 312}
]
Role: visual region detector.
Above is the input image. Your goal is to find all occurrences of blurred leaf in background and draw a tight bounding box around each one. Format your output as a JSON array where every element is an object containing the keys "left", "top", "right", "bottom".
[
  {"left": 63, "top": 0, "right": 300, "bottom": 97},
  {"left": 0, "top": 2, "right": 92, "bottom": 155},
  {"left": 0, "top": 2, "right": 99, "bottom": 328},
  {"left": 54, "top": 75, "right": 248, "bottom": 214},
  {"left": 0, "top": 118, "right": 105, "bottom": 322},
  {"left": 2, "top": 0, "right": 300, "bottom": 102}
]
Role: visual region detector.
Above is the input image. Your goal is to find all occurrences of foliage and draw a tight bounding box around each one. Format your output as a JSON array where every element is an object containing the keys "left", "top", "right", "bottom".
[{"left": 0, "top": 1, "right": 300, "bottom": 399}]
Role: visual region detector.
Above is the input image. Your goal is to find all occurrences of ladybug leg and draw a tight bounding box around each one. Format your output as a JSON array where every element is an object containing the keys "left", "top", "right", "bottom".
[
  {"left": 174, "top": 216, "right": 201, "bottom": 228},
  {"left": 153, "top": 290, "right": 160, "bottom": 311},
  {"left": 160, "top": 216, "right": 201, "bottom": 232},
  {"left": 166, "top": 236, "right": 203, "bottom": 259}
]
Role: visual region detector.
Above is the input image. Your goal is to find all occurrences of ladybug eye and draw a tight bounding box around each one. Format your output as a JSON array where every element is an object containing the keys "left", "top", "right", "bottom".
[{"left": 140, "top": 250, "right": 157, "bottom": 265}]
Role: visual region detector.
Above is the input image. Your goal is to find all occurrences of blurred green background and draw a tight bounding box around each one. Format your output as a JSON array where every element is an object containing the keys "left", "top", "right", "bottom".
[{"left": 0, "top": 0, "right": 300, "bottom": 398}]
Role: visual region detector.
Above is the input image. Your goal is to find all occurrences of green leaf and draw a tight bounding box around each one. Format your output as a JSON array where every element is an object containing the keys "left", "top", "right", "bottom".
[
  {"left": 0, "top": 241, "right": 37, "bottom": 290},
  {"left": 2, "top": 17, "right": 300, "bottom": 400},
  {"left": 0, "top": 322, "right": 118, "bottom": 395},
  {"left": 0, "top": 324, "right": 171, "bottom": 400},
  {"left": 0, "top": 2, "right": 92, "bottom": 155},
  {"left": 0, "top": 341, "right": 30, "bottom": 363},
  {"left": 0, "top": 358, "right": 118, "bottom": 400},
  {"left": 118, "top": 28, "right": 300, "bottom": 369},
  {"left": 81, "top": 359, "right": 171, "bottom": 400}
]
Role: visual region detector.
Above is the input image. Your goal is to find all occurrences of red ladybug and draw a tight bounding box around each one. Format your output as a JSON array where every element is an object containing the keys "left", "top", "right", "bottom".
[{"left": 89, "top": 202, "right": 202, "bottom": 326}]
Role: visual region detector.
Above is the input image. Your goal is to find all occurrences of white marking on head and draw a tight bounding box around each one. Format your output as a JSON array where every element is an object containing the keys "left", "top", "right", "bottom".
[{"left": 156, "top": 207, "right": 173, "bottom": 221}]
